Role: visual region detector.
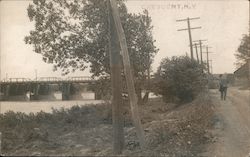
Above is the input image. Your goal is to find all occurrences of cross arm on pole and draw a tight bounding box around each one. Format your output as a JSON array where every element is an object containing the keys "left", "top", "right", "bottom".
[
  {"left": 193, "top": 39, "right": 207, "bottom": 42},
  {"left": 189, "top": 17, "right": 200, "bottom": 20},
  {"left": 193, "top": 39, "right": 207, "bottom": 44},
  {"left": 201, "top": 46, "right": 212, "bottom": 50},
  {"left": 177, "top": 27, "right": 201, "bottom": 31},
  {"left": 176, "top": 17, "right": 200, "bottom": 22},
  {"left": 194, "top": 44, "right": 207, "bottom": 48}
]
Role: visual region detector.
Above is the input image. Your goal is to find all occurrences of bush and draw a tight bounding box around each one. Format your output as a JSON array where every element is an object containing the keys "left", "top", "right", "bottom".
[
  {"left": 153, "top": 56, "right": 207, "bottom": 103},
  {"left": 0, "top": 104, "right": 113, "bottom": 152}
]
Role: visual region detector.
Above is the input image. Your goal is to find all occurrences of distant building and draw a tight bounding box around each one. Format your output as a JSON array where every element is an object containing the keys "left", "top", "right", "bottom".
[
  {"left": 234, "top": 62, "right": 250, "bottom": 87},
  {"left": 234, "top": 62, "right": 249, "bottom": 78}
]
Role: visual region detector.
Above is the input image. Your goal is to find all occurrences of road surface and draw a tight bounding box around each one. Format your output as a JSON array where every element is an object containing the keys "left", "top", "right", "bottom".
[{"left": 208, "top": 87, "right": 250, "bottom": 157}]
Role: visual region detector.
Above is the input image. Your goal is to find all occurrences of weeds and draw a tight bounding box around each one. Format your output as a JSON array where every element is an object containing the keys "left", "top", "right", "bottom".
[{"left": 0, "top": 103, "right": 112, "bottom": 152}]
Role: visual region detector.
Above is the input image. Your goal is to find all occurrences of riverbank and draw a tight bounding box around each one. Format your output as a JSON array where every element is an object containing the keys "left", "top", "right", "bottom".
[{"left": 0, "top": 93, "right": 215, "bottom": 156}]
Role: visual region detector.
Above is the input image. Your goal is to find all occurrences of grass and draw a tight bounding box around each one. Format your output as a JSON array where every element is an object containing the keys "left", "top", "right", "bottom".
[
  {"left": 0, "top": 103, "right": 112, "bottom": 152},
  {"left": 0, "top": 94, "right": 215, "bottom": 156}
]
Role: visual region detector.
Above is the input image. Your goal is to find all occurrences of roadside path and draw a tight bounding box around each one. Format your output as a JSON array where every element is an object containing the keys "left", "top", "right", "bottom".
[{"left": 208, "top": 87, "right": 250, "bottom": 157}]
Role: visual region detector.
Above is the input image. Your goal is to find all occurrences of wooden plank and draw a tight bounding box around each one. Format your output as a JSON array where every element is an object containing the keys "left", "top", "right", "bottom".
[{"left": 109, "top": 0, "right": 146, "bottom": 149}]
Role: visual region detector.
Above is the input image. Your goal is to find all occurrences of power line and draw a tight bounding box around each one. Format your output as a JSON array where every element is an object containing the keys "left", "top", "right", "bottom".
[{"left": 177, "top": 17, "right": 201, "bottom": 59}]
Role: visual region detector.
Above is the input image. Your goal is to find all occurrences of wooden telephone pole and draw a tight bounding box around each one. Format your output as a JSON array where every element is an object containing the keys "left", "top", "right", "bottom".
[
  {"left": 193, "top": 39, "right": 207, "bottom": 65},
  {"left": 209, "top": 60, "right": 213, "bottom": 74},
  {"left": 177, "top": 17, "right": 201, "bottom": 59},
  {"left": 107, "top": 1, "right": 124, "bottom": 154},
  {"left": 248, "top": 0, "right": 250, "bottom": 90},
  {"left": 204, "top": 46, "right": 213, "bottom": 74},
  {"left": 193, "top": 43, "right": 199, "bottom": 63},
  {"left": 248, "top": 58, "right": 250, "bottom": 88},
  {"left": 0, "top": 132, "right": 1, "bottom": 156},
  {"left": 247, "top": 0, "right": 250, "bottom": 89},
  {"left": 109, "top": 0, "right": 146, "bottom": 150}
]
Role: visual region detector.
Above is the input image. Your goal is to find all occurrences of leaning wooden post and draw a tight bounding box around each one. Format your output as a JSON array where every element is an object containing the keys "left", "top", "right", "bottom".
[
  {"left": 108, "top": 0, "right": 124, "bottom": 154},
  {"left": 110, "top": 0, "right": 146, "bottom": 149},
  {"left": 0, "top": 132, "right": 2, "bottom": 155},
  {"left": 248, "top": 58, "right": 250, "bottom": 88}
]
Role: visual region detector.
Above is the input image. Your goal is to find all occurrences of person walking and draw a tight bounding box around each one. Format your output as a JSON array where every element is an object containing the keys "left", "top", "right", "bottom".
[{"left": 219, "top": 74, "right": 228, "bottom": 100}]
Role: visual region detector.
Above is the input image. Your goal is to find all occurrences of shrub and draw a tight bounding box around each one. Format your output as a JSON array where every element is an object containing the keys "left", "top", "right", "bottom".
[{"left": 153, "top": 56, "right": 207, "bottom": 103}]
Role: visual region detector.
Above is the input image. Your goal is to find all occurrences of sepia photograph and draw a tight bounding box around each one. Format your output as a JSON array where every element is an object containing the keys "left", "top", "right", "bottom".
[{"left": 0, "top": 0, "right": 249, "bottom": 156}]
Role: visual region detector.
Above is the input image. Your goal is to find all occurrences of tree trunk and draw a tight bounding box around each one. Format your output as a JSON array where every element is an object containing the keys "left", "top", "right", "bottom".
[
  {"left": 135, "top": 87, "right": 143, "bottom": 105},
  {"left": 142, "top": 68, "right": 151, "bottom": 104},
  {"left": 142, "top": 91, "right": 149, "bottom": 104}
]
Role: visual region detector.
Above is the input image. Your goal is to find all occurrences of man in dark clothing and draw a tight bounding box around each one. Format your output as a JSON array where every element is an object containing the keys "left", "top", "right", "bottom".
[{"left": 219, "top": 74, "right": 228, "bottom": 100}]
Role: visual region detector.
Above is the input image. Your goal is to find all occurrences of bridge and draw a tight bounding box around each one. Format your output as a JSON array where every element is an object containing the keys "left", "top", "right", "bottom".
[
  {"left": 0, "top": 77, "right": 101, "bottom": 101},
  {"left": 0, "top": 76, "right": 92, "bottom": 84}
]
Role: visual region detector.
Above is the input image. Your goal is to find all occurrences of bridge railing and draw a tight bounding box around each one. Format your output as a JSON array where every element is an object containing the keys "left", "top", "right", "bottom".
[
  {"left": 36, "top": 77, "right": 62, "bottom": 82},
  {"left": 1, "top": 78, "right": 31, "bottom": 83},
  {"left": 0, "top": 76, "right": 94, "bottom": 84},
  {"left": 66, "top": 76, "right": 92, "bottom": 82}
]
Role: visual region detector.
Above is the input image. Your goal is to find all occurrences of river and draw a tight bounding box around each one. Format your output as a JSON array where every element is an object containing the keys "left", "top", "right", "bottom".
[
  {"left": 0, "top": 92, "right": 159, "bottom": 114},
  {"left": 0, "top": 100, "right": 105, "bottom": 114}
]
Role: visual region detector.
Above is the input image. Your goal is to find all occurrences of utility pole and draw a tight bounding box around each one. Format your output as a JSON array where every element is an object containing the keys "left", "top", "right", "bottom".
[
  {"left": 0, "top": 132, "right": 1, "bottom": 156},
  {"left": 35, "top": 69, "right": 37, "bottom": 81},
  {"left": 110, "top": 0, "right": 146, "bottom": 150},
  {"left": 193, "top": 43, "right": 199, "bottom": 63},
  {"left": 204, "top": 46, "right": 213, "bottom": 74},
  {"left": 193, "top": 39, "right": 207, "bottom": 65},
  {"left": 209, "top": 60, "right": 213, "bottom": 74},
  {"left": 177, "top": 17, "right": 201, "bottom": 59},
  {"left": 248, "top": 0, "right": 250, "bottom": 90},
  {"left": 107, "top": 0, "right": 124, "bottom": 154},
  {"left": 248, "top": 58, "right": 250, "bottom": 89}
]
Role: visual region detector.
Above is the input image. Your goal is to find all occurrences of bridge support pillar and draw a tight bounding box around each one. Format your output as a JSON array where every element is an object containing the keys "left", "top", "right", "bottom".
[
  {"left": 94, "top": 91, "right": 102, "bottom": 100},
  {"left": 62, "top": 83, "right": 71, "bottom": 100},
  {"left": 3, "top": 85, "right": 10, "bottom": 101},
  {"left": 31, "top": 84, "right": 40, "bottom": 100}
]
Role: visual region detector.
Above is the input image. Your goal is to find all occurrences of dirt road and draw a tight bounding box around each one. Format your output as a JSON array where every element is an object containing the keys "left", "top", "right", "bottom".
[{"left": 208, "top": 87, "right": 250, "bottom": 157}]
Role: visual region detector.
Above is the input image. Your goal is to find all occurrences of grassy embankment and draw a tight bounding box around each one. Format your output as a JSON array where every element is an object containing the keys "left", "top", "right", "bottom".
[{"left": 0, "top": 92, "right": 215, "bottom": 156}]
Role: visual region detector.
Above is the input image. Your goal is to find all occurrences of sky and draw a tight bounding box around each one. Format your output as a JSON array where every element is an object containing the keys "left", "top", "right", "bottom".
[{"left": 0, "top": 0, "right": 249, "bottom": 80}]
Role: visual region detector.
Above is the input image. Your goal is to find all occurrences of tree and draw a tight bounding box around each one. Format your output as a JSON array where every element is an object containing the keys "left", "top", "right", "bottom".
[
  {"left": 235, "top": 34, "right": 250, "bottom": 66},
  {"left": 87, "top": 76, "right": 111, "bottom": 100},
  {"left": 153, "top": 56, "right": 207, "bottom": 103},
  {"left": 131, "top": 10, "right": 159, "bottom": 104},
  {"left": 24, "top": 0, "right": 158, "bottom": 101}
]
